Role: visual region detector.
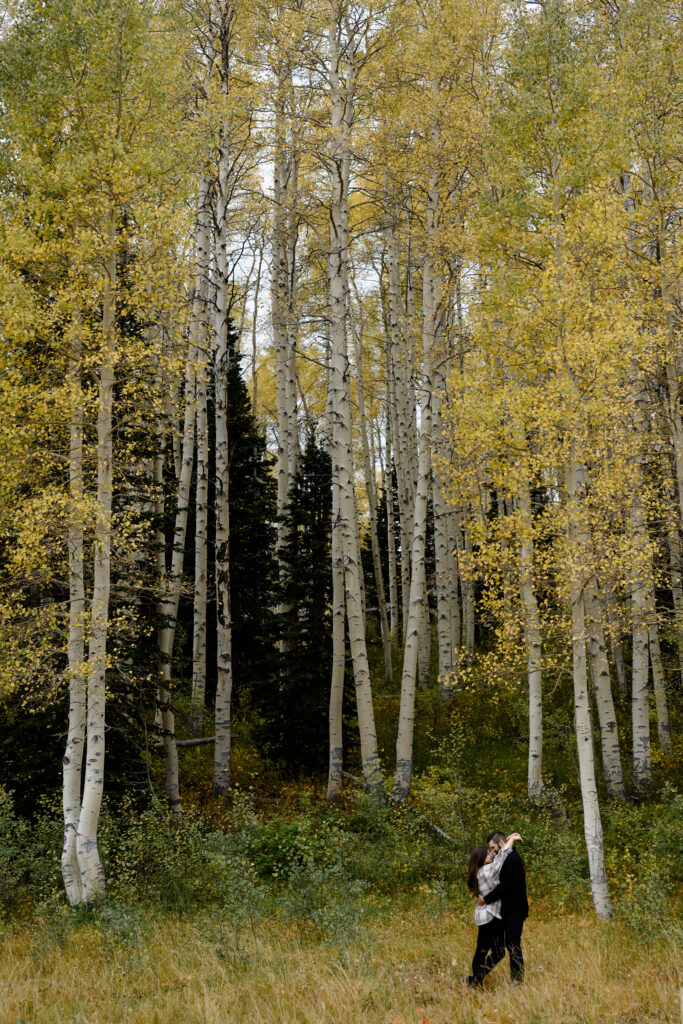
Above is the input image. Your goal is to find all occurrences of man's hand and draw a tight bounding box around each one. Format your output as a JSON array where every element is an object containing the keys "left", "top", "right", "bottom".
[{"left": 477, "top": 895, "right": 485, "bottom": 906}]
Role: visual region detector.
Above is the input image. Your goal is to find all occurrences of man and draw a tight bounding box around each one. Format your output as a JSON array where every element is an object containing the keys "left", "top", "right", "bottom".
[{"left": 477, "top": 829, "right": 528, "bottom": 982}]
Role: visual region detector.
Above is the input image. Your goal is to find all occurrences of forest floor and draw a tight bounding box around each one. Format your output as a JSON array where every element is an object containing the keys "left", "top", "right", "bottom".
[{"left": 1, "top": 898, "right": 679, "bottom": 1024}]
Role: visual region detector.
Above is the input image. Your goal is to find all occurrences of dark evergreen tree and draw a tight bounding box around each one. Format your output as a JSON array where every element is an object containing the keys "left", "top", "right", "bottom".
[
  {"left": 273, "top": 435, "right": 333, "bottom": 771},
  {"left": 179, "top": 327, "right": 279, "bottom": 727}
]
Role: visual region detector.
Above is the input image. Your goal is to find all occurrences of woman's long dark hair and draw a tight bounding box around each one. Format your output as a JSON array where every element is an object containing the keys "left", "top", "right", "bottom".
[{"left": 467, "top": 846, "right": 489, "bottom": 897}]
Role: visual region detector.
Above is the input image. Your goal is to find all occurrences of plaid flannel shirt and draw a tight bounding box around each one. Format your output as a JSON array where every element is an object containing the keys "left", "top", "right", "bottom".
[{"left": 474, "top": 845, "right": 511, "bottom": 926}]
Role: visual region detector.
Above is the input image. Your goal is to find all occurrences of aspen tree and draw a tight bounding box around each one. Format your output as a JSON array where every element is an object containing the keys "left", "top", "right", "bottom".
[
  {"left": 190, "top": 178, "right": 213, "bottom": 734},
  {"left": 326, "top": 0, "right": 383, "bottom": 802},
  {"left": 62, "top": 306, "right": 86, "bottom": 905},
  {"left": 584, "top": 579, "right": 626, "bottom": 799},
  {"left": 517, "top": 484, "right": 544, "bottom": 802},
  {"left": 350, "top": 283, "right": 393, "bottom": 683},
  {"left": 566, "top": 459, "right": 612, "bottom": 919},
  {"left": 392, "top": 179, "right": 438, "bottom": 800},
  {"left": 212, "top": 0, "right": 237, "bottom": 795}
]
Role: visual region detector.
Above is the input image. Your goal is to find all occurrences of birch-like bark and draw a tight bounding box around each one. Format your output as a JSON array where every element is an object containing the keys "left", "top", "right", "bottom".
[
  {"left": 584, "top": 579, "right": 626, "bottom": 800},
  {"left": 327, "top": 15, "right": 383, "bottom": 803},
  {"left": 251, "top": 244, "right": 263, "bottom": 415},
  {"left": 350, "top": 290, "right": 392, "bottom": 683},
  {"left": 603, "top": 586, "right": 627, "bottom": 698},
  {"left": 76, "top": 236, "right": 116, "bottom": 903},
  {"left": 157, "top": 332, "right": 197, "bottom": 815},
  {"left": 431, "top": 341, "right": 457, "bottom": 697},
  {"left": 392, "top": 418, "right": 430, "bottom": 800},
  {"left": 386, "top": 221, "right": 415, "bottom": 633},
  {"left": 384, "top": 347, "right": 400, "bottom": 636},
  {"left": 566, "top": 460, "right": 612, "bottom": 920},
  {"left": 326, "top": 475, "right": 345, "bottom": 801},
  {"left": 213, "top": 129, "right": 233, "bottom": 796},
  {"left": 517, "top": 484, "right": 544, "bottom": 802},
  {"left": 190, "top": 176, "right": 213, "bottom": 736},
  {"left": 393, "top": 181, "right": 438, "bottom": 799},
  {"left": 447, "top": 505, "right": 461, "bottom": 663},
  {"left": 63, "top": 310, "right": 86, "bottom": 906},
  {"left": 628, "top": 495, "right": 652, "bottom": 797}
]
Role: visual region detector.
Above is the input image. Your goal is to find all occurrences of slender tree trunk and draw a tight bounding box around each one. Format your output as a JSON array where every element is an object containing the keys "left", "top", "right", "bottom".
[
  {"left": 628, "top": 496, "right": 652, "bottom": 798},
  {"left": 566, "top": 459, "right": 612, "bottom": 919},
  {"left": 431, "top": 340, "right": 456, "bottom": 698},
  {"left": 392, "top": 425, "right": 430, "bottom": 800},
  {"left": 63, "top": 310, "right": 86, "bottom": 906},
  {"left": 584, "top": 578, "right": 626, "bottom": 800},
  {"left": 190, "top": 176, "right": 212, "bottom": 737},
  {"left": 647, "top": 599, "right": 672, "bottom": 753},
  {"left": 157, "top": 333, "right": 196, "bottom": 815},
  {"left": 251, "top": 244, "right": 263, "bottom": 415},
  {"left": 447, "top": 506, "right": 461, "bottom": 663},
  {"left": 386, "top": 221, "right": 415, "bottom": 635},
  {"left": 517, "top": 484, "right": 544, "bottom": 802},
  {"left": 384, "top": 357, "right": 400, "bottom": 638},
  {"left": 350, "top": 290, "right": 392, "bottom": 683},
  {"left": 461, "top": 517, "right": 475, "bottom": 654},
  {"left": 393, "top": 182, "right": 438, "bottom": 799},
  {"left": 76, "top": 236, "right": 116, "bottom": 904},
  {"left": 326, "top": 476, "right": 345, "bottom": 801},
  {"left": 603, "top": 586, "right": 627, "bottom": 698},
  {"left": 327, "top": 18, "right": 383, "bottom": 803},
  {"left": 213, "top": 117, "right": 233, "bottom": 796}
]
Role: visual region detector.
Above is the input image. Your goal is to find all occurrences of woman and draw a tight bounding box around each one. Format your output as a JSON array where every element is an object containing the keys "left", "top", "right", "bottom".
[{"left": 465, "top": 832, "right": 523, "bottom": 988}]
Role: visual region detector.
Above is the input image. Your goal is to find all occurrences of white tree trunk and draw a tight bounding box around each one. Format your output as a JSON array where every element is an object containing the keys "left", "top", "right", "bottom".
[
  {"left": 392, "top": 429, "right": 430, "bottom": 800},
  {"left": 393, "top": 190, "right": 438, "bottom": 799},
  {"left": 157, "top": 332, "right": 197, "bottom": 815},
  {"left": 386, "top": 221, "right": 416, "bottom": 634},
  {"left": 326, "top": 476, "right": 345, "bottom": 801},
  {"left": 517, "top": 484, "right": 544, "bottom": 802},
  {"left": 76, "top": 238, "right": 117, "bottom": 904},
  {"left": 648, "top": 601, "right": 672, "bottom": 753},
  {"left": 384, "top": 354, "right": 400, "bottom": 637},
  {"left": 327, "top": 17, "right": 383, "bottom": 802},
  {"left": 350, "top": 291, "right": 392, "bottom": 683},
  {"left": 63, "top": 310, "right": 86, "bottom": 906},
  {"left": 461, "top": 516, "right": 475, "bottom": 654},
  {"left": 213, "top": 116, "right": 233, "bottom": 796},
  {"left": 190, "top": 176, "right": 213, "bottom": 736},
  {"left": 566, "top": 460, "right": 612, "bottom": 920},
  {"left": 584, "top": 579, "right": 626, "bottom": 800},
  {"left": 431, "top": 339, "right": 457, "bottom": 698},
  {"left": 446, "top": 505, "right": 462, "bottom": 663},
  {"left": 629, "top": 499, "right": 652, "bottom": 798}
]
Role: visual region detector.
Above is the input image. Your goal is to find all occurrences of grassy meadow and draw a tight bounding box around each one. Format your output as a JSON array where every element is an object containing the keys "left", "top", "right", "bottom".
[{"left": 1, "top": 900, "right": 679, "bottom": 1024}]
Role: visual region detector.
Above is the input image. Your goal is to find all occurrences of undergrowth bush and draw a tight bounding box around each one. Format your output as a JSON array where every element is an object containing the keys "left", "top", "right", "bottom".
[{"left": 1, "top": 774, "right": 680, "bottom": 945}]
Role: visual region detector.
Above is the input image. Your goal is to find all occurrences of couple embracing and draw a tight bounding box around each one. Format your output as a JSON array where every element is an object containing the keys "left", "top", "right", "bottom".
[{"left": 466, "top": 830, "right": 528, "bottom": 988}]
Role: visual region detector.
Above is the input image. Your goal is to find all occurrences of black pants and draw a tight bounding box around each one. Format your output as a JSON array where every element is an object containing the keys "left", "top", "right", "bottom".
[
  {"left": 502, "top": 914, "right": 525, "bottom": 982},
  {"left": 470, "top": 916, "right": 505, "bottom": 985}
]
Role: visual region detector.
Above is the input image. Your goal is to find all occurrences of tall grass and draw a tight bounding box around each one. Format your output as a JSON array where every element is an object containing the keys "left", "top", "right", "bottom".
[{"left": 1, "top": 900, "right": 679, "bottom": 1024}]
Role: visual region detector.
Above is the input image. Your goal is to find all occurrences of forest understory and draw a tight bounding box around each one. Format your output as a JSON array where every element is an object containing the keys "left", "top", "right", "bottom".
[{"left": 2, "top": 663, "right": 681, "bottom": 1024}]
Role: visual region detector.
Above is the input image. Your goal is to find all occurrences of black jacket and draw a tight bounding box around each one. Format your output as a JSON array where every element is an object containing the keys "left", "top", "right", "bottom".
[{"left": 483, "top": 848, "right": 529, "bottom": 920}]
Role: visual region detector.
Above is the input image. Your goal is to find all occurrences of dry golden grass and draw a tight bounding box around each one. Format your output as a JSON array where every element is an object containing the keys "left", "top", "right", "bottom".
[{"left": 1, "top": 903, "right": 679, "bottom": 1024}]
